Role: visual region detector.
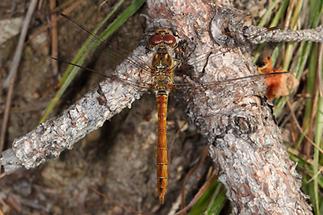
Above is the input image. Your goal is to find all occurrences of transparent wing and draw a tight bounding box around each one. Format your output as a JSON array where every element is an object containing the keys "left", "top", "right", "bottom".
[
  {"left": 53, "top": 57, "right": 153, "bottom": 90},
  {"left": 172, "top": 71, "right": 290, "bottom": 99},
  {"left": 60, "top": 13, "right": 154, "bottom": 75}
]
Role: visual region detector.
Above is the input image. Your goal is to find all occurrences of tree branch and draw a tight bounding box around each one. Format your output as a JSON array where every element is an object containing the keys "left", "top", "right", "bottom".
[
  {"left": 209, "top": 6, "right": 322, "bottom": 46},
  {"left": 243, "top": 25, "right": 323, "bottom": 44},
  {"left": 1, "top": 46, "right": 151, "bottom": 172}
]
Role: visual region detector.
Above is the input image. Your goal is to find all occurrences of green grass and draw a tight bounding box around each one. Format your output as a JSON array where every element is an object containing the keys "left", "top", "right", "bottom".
[{"left": 189, "top": 180, "right": 227, "bottom": 215}]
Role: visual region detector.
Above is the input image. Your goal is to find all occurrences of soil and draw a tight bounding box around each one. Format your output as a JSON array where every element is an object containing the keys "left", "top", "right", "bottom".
[{"left": 0, "top": 1, "right": 210, "bottom": 214}]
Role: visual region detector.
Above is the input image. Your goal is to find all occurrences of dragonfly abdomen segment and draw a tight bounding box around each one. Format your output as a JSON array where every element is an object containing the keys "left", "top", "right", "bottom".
[{"left": 156, "top": 92, "right": 168, "bottom": 204}]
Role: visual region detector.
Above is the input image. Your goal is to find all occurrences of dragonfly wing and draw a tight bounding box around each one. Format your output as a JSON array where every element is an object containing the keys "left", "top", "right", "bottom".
[
  {"left": 61, "top": 12, "right": 155, "bottom": 78},
  {"left": 103, "top": 43, "right": 154, "bottom": 73},
  {"left": 109, "top": 45, "right": 155, "bottom": 91},
  {"left": 54, "top": 49, "right": 155, "bottom": 91},
  {"left": 173, "top": 72, "right": 267, "bottom": 97},
  {"left": 173, "top": 50, "right": 269, "bottom": 99}
]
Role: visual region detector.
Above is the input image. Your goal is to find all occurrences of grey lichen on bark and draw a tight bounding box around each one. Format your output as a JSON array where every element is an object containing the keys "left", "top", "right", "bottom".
[
  {"left": 1, "top": 0, "right": 315, "bottom": 214},
  {"left": 243, "top": 25, "right": 323, "bottom": 44}
]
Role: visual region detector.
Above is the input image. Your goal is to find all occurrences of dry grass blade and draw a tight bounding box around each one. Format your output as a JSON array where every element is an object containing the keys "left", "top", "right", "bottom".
[
  {"left": 49, "top": 0, "right": 58, "bottom": 75},
  {"left": 287, "top": 102, "right": 323, "bottom": 155}
]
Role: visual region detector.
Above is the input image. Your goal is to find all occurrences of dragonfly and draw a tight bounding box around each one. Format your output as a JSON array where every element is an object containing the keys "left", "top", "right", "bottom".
[{"left": 54, "top": 14, "right": 296, "bottom": 204}]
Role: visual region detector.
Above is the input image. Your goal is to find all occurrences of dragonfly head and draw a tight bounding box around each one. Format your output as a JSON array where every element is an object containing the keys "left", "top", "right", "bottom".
[{"left": 148, "top": 28, "right": 178, "bottom": 49}]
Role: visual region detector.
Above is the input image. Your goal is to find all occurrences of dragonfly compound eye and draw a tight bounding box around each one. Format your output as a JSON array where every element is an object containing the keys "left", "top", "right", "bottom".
[
  {"left": 149, "top": 34, "right": 163, "bottom": 46},
  {"left": 163, "top": 34, "right": 177, "bottom": 47}
]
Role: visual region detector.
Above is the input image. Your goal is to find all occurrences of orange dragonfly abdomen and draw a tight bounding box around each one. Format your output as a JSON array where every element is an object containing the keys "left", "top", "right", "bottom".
[{"left": 156, "top": 92, "right": 169, "bottom": 204}]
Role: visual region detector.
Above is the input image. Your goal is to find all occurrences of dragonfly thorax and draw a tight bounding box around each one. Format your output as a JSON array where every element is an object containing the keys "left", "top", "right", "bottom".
[
  {"left": 151, "top": 45, "right": 175, "bottom": 93},
  {"left": 152, "top": 47, "right": 173, "bottom": 69}
]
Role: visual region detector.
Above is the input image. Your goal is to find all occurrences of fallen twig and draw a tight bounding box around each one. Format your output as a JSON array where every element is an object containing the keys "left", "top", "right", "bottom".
[{"left": 0, "top": 0, "right": 38, "bottom": 155}]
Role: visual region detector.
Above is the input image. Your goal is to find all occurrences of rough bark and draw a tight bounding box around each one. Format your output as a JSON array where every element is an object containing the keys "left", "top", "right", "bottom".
[
  {"left": 243, "top": 25, "right": 323, "bottom": 44},
  {"left": 1, "top": 0, "right": 314, "bottom": 214}
]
